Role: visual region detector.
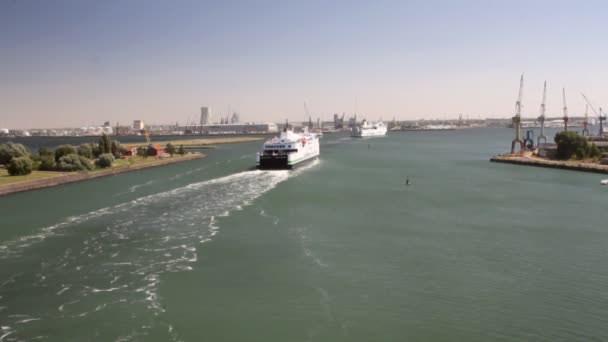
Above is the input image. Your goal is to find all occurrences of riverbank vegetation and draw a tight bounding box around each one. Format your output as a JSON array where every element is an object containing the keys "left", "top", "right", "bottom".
[
  {"left": 0, "top": 134, "right": 192, "bottom": 177},
  {"left": 554, "top": 131, "right": 602, "bottom": 161}
]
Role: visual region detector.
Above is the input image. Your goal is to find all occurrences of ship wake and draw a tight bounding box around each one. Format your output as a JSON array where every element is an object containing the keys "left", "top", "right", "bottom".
[{"left": 0, "top": 169, "right": 291, "bottom": 341}]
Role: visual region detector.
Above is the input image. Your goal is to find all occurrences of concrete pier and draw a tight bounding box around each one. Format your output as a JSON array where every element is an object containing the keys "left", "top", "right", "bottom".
[{"left": 490, "top": 154, "right": 608, "bottom": 174}]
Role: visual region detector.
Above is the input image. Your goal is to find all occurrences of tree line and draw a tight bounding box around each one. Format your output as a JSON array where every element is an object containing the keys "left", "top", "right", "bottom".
[{"left": 0, "top": 134, "right": 186, "bottom": 176}]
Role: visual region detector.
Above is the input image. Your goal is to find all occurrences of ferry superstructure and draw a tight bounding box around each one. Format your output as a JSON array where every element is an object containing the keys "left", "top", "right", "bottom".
[
  {"left": 256, "top": 126, "right": 319, "bottom": 170},
  {"left": 351, "top": 120, "right": 387, "bottom": 137}
]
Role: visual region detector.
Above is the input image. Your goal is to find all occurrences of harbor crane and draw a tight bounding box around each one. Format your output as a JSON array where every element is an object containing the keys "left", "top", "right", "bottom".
[
  {"left": 582, "top": 104, "right": 590, "bottom": 136},
  {"left": 537, "top": 81, "right": 548, "bottom": 145},
  {"left": 581, "top": 93, "right": 606, "bottom": 136},
  {"left": 562, "top": 88, "right": 569, "bottom": 132},
  {"left": 511, "top": 74, "right": 525, "bottom": 154}
]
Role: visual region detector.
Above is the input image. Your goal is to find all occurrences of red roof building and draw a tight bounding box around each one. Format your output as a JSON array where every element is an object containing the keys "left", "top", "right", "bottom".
[{"left": 147, "top": 145, "right": 166, "bottom": 157}]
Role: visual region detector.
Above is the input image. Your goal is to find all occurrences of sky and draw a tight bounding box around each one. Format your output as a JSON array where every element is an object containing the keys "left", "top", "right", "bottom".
[{"left": 1, "top": 0, "right": 608, "bottom": 128}]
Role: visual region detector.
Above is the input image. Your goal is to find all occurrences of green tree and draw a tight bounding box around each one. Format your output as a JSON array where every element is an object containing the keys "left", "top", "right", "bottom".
[
  {"left": 554, "top": 131, "right": 589, "bottom": 160},
  {"left": 164, "top": 143, "right": 176, "bottom": 156},
  {"left": 77, "top": 144, "right": 93, "bottom": 159},
  {"left": 0, "top": 142, "right": 30, "bottom": 165},
  {"left": 38, "top": 147, "right": 53, "bottom": 157},
  {"left": 7, "top": 157, "right": 33, "bottom": 176},
  {"left": 91, "top": 143, "right": 102, "bottom": 158},
  {"left": 38, "top": 156, "right": 55, "bottom": 171},
  {"left": 54, "top": 145, "right": 77, "bottom": 162},
  {"left": 178, "top": 144, "right": 186, "bottom": 155},
  {"left": 110, "top": 140, "right": 122, "bottom": 159},
  {"left": 96, "top": 153, "right": 114, "bottom": 168},
  {"left": 101, "top": 133, "right": 112, "bottom": 154},
  {"left": 55, "top": 154, "right": 93, "bottom": 171},
  {"left": 589, "top": 143, "right": 601, "bottom": 159}
]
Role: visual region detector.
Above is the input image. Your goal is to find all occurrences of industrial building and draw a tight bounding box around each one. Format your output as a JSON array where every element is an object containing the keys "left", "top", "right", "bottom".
[
  {"left": 200, "top": 107, "right": 210, "bottom": 126},
  {"left": 203, "top": 123, "right": 279, "bottom": 134},
  {"left": 133, "top": 120, "right": 145, "bottom": 131}
]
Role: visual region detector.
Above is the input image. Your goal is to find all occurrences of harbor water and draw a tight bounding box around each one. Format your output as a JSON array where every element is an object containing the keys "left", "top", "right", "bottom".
[{"left": 1, "top": 128, "right": 607, "bottom": 341}]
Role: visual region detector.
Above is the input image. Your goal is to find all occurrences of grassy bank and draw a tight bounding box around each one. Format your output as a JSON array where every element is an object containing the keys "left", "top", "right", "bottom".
[
  {"left": 0, "top": 170, "right": 66, "bottom": 186},
  {"left": 0, "top": 153, "right": 205, "bottom": 192}
]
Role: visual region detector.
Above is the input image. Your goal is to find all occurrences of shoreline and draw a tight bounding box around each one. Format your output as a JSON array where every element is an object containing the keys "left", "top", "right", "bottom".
[
  {"left": 0, "top": 153, "right": 205, "bottom": 197},
  {"left": 490, "top": 154, "right": 608, "bottom": 174}
]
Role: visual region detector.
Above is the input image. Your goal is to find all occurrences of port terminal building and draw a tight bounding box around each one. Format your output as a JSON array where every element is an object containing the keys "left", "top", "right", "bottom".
[{"left": 202, "top": 123, "right": 279, "bottom": 134}]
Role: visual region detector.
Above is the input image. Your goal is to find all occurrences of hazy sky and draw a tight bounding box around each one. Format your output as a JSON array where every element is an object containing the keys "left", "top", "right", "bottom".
[{"left": 2, "top": 0, "right": 608, "bottom": 128}]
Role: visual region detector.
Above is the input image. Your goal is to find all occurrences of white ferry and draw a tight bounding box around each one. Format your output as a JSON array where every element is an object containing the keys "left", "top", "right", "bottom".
[
  {"left": 351, "top": 119, "right": 387, "bottom": 137},
  {"left": 256, "top": 125, "right": 319, "bottom": 170}
]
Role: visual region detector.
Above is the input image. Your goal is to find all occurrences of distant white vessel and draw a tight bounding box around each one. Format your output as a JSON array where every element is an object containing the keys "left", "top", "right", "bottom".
[
  {"left": 351, "top": 120, "right": 387, "bottom": 137},
  {"left": 601, "top": 179, "right": 608, "bottom": 185},
  {"left": 256, "top": 125, "right": 319, "bottom": 170}
]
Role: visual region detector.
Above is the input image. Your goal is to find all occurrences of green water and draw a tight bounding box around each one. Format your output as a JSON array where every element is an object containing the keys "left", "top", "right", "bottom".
[{"left": 1, "top": 128, "right": 607, "bottom": 341}]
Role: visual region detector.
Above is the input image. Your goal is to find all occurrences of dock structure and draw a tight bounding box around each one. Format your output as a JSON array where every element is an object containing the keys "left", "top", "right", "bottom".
[{"left": 490, "top": 154, "right": 608, "bottom": 175}]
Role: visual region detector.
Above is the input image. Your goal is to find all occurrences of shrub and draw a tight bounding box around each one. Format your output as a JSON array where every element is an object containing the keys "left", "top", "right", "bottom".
[
  {"left": 38, "top": 147, "right": 53, "bottom": 157},
  {"left": 0, "top": 142, "right": 30, "bottom": 165},
  {"left": 7, "top": 157, "right": 33, "bottom": 176},
  {"left": 178, "top": 144, "right": 186, "bottom": 155},
  {"left": 165, "top": 143, "right": 176, "bottom": 156},
  {"left": 55, "top": 154, "right": 93, "bottom": 171},
  {"left": 38, "top": 156, "right": 55, "bottom": 171},
  {"left": 54, "top": 145, "right": 77, "bottom": 162},
  {"left": 96, "top": 153, "right": 114, "bottom": 168},
  {"left": 77, "top": 144, "right": 94, "bottom": 159}
]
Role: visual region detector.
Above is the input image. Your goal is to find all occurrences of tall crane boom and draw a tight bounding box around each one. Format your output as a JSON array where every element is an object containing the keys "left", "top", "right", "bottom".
[
  {"left": 562, "top": 88, "right": 569, "bottom": 131},
  {"left": 515, "top": 75, "right": 524, "bottom": 118},
  {"left": 581, "top": 93, "right": 607, "bottom": 136},
  {"left": 581, "top": 93, "right": 600, "bottom": 116},
  {"left": 511, "top": 75, "right": 524, "bottom": 154},
  {"left": 539, "top": 81, "right": 547, "bottom": 117},
  {"left": 537, "top": 81, "right": 547, "bottom": 145}
]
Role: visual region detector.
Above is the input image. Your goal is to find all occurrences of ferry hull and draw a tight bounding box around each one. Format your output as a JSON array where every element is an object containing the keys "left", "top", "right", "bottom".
[{"left": 257, "top": 155, "right": 317, "bottom": 170}]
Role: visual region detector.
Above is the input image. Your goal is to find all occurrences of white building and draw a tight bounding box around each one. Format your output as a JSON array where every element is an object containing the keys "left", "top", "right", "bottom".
[
  {"left": 200, "top": 107, "right": 210, "bottom": 126},
  {"left": 133, "top": 120, "right": 145, "bottom": 130}
]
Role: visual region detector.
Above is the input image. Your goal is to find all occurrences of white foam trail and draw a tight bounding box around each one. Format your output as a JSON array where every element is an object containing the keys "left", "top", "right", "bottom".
[
  {"left": 296, "top": 226, "right": 328, "bottom": 268},
  {"left": 16, "top": 318, "right": 40, "bottom": 324},
  {"left": 0, "top": 168, "right": 314, "bottom": 341},
  {"left": 56, "top": 286, "right": 70, "bottom": 295}
]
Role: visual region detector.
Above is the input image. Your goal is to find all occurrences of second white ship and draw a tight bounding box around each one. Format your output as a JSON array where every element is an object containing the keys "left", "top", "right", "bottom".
[{"left": 351, "top": 119, "right": 387, "bottom": 137}]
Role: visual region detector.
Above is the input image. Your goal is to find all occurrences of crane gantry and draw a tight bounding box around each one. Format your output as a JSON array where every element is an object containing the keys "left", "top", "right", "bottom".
[
  {"left": 511, "top": 75, "right": 525, "bottom": 154},
  {"left": 581, "top": 93, "right": 606, "bottom": 136}
]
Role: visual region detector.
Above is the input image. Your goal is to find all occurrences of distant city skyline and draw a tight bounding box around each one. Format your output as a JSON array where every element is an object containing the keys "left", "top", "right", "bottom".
[{"left": 2, "top": 0, "right": 608, "bottom": 128}]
